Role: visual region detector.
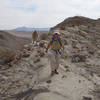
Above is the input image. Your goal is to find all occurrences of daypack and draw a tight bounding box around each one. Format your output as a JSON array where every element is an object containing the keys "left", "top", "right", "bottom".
[{"left": 51, "top": 36, "right": 62, "bottom": 51}]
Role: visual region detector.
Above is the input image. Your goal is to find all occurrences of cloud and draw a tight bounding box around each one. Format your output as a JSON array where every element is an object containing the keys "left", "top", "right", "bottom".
[{"left": 0, "top": 0, "right": 100, "bottom": 29}]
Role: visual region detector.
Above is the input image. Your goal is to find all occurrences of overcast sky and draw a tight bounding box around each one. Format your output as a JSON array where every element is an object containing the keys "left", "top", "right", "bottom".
[{"left": 0, "top": 0, "right": 100, "bottom": 29}]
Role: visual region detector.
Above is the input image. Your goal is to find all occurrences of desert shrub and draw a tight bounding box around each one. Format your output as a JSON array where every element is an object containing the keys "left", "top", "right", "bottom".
[
  {"left": 40, "top": 33, "right": 48, "bottom": 40},
  {"left": 0, "top": 49, "right": 16, "bottom": 65}
]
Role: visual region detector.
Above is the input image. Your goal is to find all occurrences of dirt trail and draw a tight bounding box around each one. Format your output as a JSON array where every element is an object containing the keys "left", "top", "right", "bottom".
[{"left": 0, "top": 43, "right": 100, "bottom": 100}]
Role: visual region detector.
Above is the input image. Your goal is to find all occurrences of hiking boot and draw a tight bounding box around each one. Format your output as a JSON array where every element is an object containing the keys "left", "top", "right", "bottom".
[{"left": 55, "top": 70, "right": 59, "bottom": 74}]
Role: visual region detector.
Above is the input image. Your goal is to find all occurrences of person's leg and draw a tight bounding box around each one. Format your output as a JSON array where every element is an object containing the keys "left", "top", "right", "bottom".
[
  {"left": 55, "top": 54, "right": 60, "bottom": 74},
  {"left": 50, "top": 57, "right": 55, "bottom": 72},
  {"left": 50, "top": 50, "right": 56, "bottom": 69},
  {"left": 49, "top": 50, "right": 56, "bottom": 76}
]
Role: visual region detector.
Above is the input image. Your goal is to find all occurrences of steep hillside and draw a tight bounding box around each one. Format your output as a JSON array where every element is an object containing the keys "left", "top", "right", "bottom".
[
  {"left": 0, "top": 16, "right": 100, "bottom": 100},
  {"left": 50, "top": 16, "right": 100, "bottom": 49},
  {"left": 0, "top": 31, "right": 31, "bottom": 65},
  {"left": 49, "top": 16, "right": 100, "bottom": 100}
]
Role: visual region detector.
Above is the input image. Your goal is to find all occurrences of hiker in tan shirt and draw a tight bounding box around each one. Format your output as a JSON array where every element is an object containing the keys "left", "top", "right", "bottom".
[{"left": 45, "top": 31, "right": 64, "bottom": 76}]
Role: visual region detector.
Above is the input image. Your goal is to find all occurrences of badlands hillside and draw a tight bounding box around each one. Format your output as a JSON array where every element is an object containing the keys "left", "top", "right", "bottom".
[
  {"left": 0, "top": 31, "right": 31, "bottom": 67},
  {"left": 0, "top": 16, "right": 100, "bottom": 100},
  {"left": 50, "top": 16, "right": 100, "bottom": 75}
]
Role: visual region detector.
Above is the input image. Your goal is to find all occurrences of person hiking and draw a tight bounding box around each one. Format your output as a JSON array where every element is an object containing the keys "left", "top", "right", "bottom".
[
  {"left": 32, "top": 30, "right": 38, "bottom": 44},
  {"left": 45, "top": 31, "right": 64, "bottom": 76}
]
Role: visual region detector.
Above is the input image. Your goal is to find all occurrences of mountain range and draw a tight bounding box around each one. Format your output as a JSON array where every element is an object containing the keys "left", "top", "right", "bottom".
[{"left": 14, "top": 27, "right": 50, "bottom": 31}]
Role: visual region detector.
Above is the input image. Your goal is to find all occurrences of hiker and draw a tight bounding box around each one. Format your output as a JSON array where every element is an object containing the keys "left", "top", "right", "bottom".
[
  {"left": 32, "top": 30, "right": 38, "bottom": 44},
  {"left": 45, "top": 31, "right": 64, "bottom": 76}
]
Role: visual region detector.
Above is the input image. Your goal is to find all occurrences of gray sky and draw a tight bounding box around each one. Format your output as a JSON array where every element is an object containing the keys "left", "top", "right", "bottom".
[{"left": 0, "top": 0, "right": 100, "bottom": 29}]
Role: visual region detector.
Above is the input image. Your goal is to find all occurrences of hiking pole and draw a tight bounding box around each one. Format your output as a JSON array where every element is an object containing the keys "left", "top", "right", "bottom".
[
  {"left": 60, "top": 50, "right": 68, "bottom": 73},
  {"left": 61, "top": 49, "right": 67, "bottom": 68},
  {"left": 64, "top": 51, "right": 67, "bottom": 67}
]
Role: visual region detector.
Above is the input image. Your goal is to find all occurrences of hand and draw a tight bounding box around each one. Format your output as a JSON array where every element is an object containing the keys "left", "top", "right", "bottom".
[
  {"left": 61, "top": 48, "right": 64, "bottom": 53},
  {"left": 62, "top": 46, "right": 64, "bottom": 53},
  {"left": 45, "top": 49, "right": 48, "bottom": 53}
]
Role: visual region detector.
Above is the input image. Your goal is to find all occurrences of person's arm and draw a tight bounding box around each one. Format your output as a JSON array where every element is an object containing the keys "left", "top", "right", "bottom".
[{"left": 45, "top": 41, "right": 52, "bottom": 53}]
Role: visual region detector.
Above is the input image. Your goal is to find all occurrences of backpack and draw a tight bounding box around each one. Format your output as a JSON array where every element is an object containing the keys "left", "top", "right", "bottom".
[{"left": 51, "top": 36, "right": 62, "bottom": 53}]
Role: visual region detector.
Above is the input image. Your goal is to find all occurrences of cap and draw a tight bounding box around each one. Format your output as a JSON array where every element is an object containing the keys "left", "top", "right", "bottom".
[{"left": 53, "top": 31, "right": 60, "bottom": 35}]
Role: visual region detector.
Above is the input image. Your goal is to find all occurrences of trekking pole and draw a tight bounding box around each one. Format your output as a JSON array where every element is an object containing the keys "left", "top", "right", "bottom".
[
  {"left": 59, "top": 50, "right": 67, "bottom": 72},
  {"left": 62, "top": 49, "right": 67, "bottom": 68},
  {"left": 64, "top": 51, "right": 67, "bottom": 65}
]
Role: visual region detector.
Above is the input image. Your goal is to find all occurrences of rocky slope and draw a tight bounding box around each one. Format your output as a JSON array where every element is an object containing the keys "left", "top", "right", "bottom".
[
  {"left": 0, "top": 43, "right": 96, "bottom": 100},
  {"left": 49, "top": 16, "right": 100, "bottom": 100},
  {"left": 0, "top": 16, "right": 100, "bottom": 100},
  {"left": 0, "top": 31, "right": 31, "bottom": 66},
  {"left": 50, "top": 16, "right": 100, "bottom": 76}
]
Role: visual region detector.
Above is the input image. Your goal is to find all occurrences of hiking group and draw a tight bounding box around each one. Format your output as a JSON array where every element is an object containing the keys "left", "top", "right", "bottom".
[{"left": 32, "top": 30, "right": 64, "bottom": 76}]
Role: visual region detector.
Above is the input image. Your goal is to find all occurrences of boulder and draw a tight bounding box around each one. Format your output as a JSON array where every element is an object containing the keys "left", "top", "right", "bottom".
[
  {"left": 24, "top": 44, "right": 32, "bottom": 51},
  {"left": 82, "top": 96, "right": 92, "bottom": 100},
  {"left": 86, "top": 44, "right": 96, "bottom": 55},
  {"left": 22, "top": 49, "right": 31, "bottom": 57},
  {"left": 71, "top": 54, "right": 86, "bottom": 63},
  {"left": 39, "top": 42, "right": 45, "bottom": 48},
  {"left": 37, "top": 50, "right": 45, "bottom": 57}
]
